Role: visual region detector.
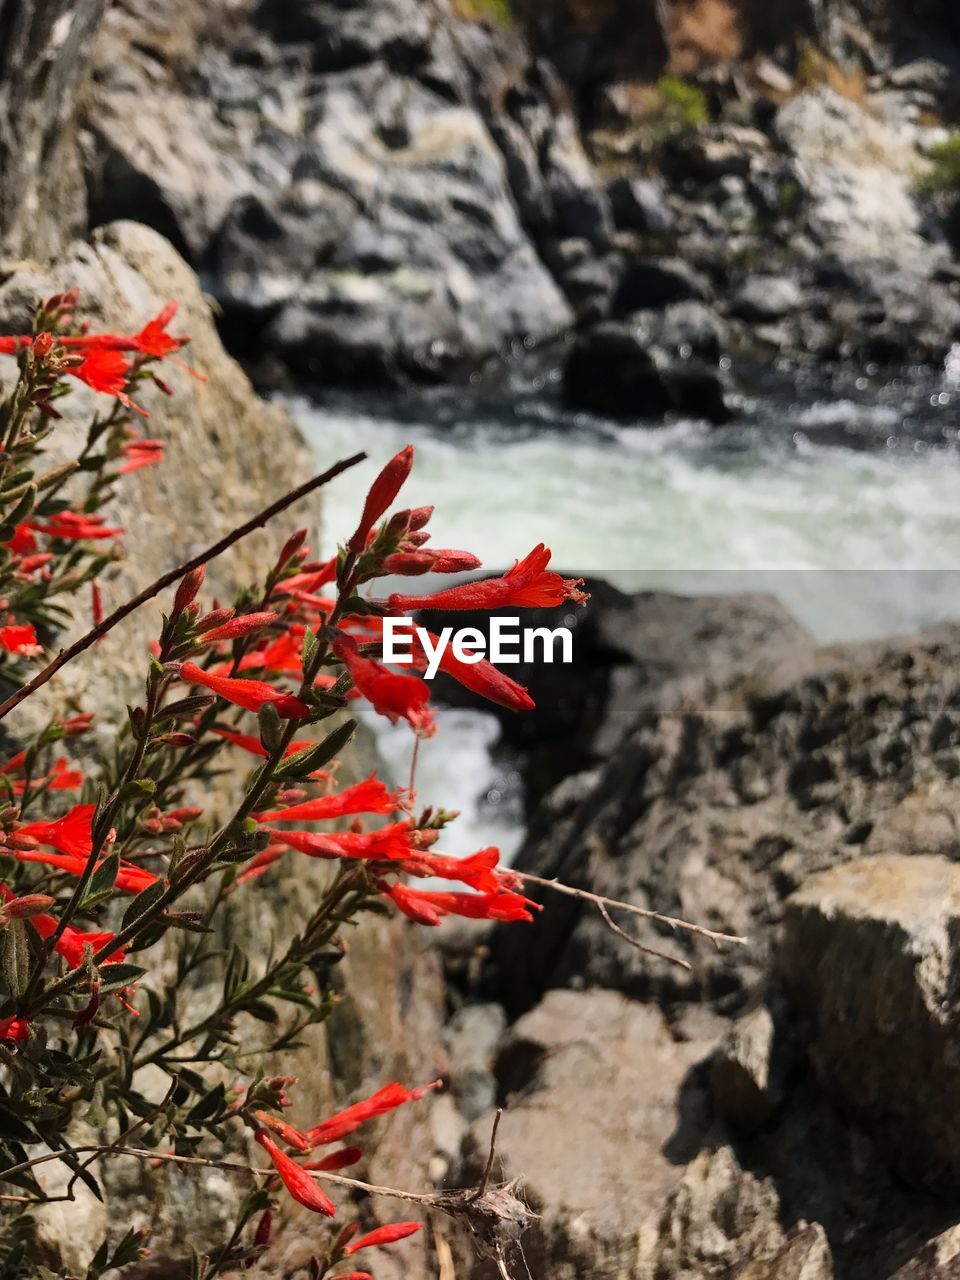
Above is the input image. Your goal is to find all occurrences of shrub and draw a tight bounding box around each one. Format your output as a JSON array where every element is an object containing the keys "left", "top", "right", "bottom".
[
  {"left": 917, "top": 134, "right": 960, "bottom": 194},
  {"left": 0, "top": 291, "right": 737, "bottom": 1278}
]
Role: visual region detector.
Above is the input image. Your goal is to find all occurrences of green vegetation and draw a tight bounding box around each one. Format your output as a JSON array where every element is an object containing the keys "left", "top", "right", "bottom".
[
  {"left": 917, "top": 134, "right": 960, "bottom": 194},
  {"left": 452, "top": 0, "right": 514, "bottom": 24},
  {"left": 654, "top": 74, "right": 710, "bottom": 128}
]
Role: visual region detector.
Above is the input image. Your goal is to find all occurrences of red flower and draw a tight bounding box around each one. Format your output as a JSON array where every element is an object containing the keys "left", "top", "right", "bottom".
[
  {"left": 380, "top": 549, "right": 481, "bottom": 576},
  {"left": 255, "top": 775, "right": 398, "bottom": 824},
  {"left": 211, "top": 728, "right": 327, "bottom": 766},
  {"left": 197, "top": 611, "right": 278, "bottom": 645},
  {"left": 70, "top": 349, "right": 147, "bottom": 416},
  {"left": 388, "top": 544, "right": 587, "bottom": 612},
  {"left": 14, "top": 850, "right": 157, "bottom": 893},
  {"left": 179, "top": 661, "right": 309, "bottom": 719},
  {"left": 302, "top": 1146, "right": 362, "bottom": 1172},
  {"left": 332, "top": 633, "right": 434, "bottom": 738},
  {"left": 16, "top": 804, "right": 95, "bottom": 857},
  {"left": 12, "top": 757, "right": 84, "bottom": 795},
  {"left": 0, "top": 1017, "right": 28, "bottom": 1043},
  {"left": 348, "top": 446, "right": 414, "bottom": 553},
  {"left": 32, "top": 512, "right": 124, "bottom": 541},
  {"left": 120, "top": 438, "right": 165, "bottom": 474},
  {"left": 267, "top": 821, "right": 414, "bottom": 862},
  {"left": 253, "top": 1109, "right": 310, "bottom": 1152},
  {"left": 384, "top": 882, "right": 537, "bottom": 926},
  {"left": 0, "top": 623, "right": 41, "bottom": 657},
  {"left": 344, "top": 1222, "right": 422, "bottom": 1256},
  {"left": 398, "top": 846, "right": 520, "bottom": 895},
  {"left": 4, "top": 522, "right": 37, "bottom": 556},
  {"left": 410, "top": 630, "right": 534, "bottom": 712},
  {"left": 254, "top": 1131, "right": 335, "bottom": 1216},
  {"left": 305, "top": 1081, "right": 440, "bottom": 1146},
  {"left": 29, "top": 914, "right": 126, "bottom": 969},
  {"left": 131, "top": 303, "right": 188, "bottom": 358}
]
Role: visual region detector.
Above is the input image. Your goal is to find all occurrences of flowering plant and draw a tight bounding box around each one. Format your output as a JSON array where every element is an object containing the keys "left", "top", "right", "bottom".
[{"left": 0, "top": 293, "right": 740, "bottom": 1279}]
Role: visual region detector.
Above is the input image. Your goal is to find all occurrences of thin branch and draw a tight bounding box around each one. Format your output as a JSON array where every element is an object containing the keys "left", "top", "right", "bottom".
[
  {"left": 469, "top": 1108, "right": 502, "bottom": 1203},
  {"left": 596, "top": 900, "right": 692, "bottom": 970},
  {"left": 0, "top": 451, "right": 367, "bottom": 723},
  {"left": 515, "top": 871, "right": 748, "bottom": 948}
]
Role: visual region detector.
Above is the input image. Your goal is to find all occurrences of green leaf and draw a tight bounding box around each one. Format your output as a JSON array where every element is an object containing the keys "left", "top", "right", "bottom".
[
  {"left": 186, "top": 1082, "right": 226, "bottom": 1125},
  {"left": 277, "top": 718, "right": 357, "bottom": 779},
  {"left": 257, "top": 702, "right": 283, "bottom": 752},
  {"left": 85, "top": 853, "right": 119, "bottom": 900},
  {"left": 121, "top": 880, "right": 167, "bottom": 932}
]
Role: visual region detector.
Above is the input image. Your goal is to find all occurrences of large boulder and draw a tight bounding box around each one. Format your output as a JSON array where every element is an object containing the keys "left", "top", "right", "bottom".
[
  {"left": 80, "top": 0, "right": 609, "bottom": 385},
  {"left": 780, "top": 854, "right": 960, "bottom": 1193}
]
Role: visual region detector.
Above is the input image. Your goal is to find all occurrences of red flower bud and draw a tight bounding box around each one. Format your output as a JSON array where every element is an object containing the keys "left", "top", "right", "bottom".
[{"left": 348, "top": 446, "right": 414, "bottom": 553}]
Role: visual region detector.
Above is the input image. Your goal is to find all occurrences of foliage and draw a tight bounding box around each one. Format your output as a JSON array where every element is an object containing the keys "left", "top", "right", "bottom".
[
  {"left": 0, "top": 290, "right": 591, "bottom": 1278},
  {"left": 917, "top": 134, "right": 960, "bottom": 194},
  {"left": 795, "top": 44, "right": 869, "bottom": 106},
  {"left": 654, "top": 74, "right": 709, "bottom": 128},
  {"left": 451, "top": 0, "right": 514, "bottom": 24}
]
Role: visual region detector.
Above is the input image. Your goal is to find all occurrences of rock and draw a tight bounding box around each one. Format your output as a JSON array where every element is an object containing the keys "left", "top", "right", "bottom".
[
  {"left": 733, "top": 1224, "right": 833, "bottom": 1280},
  {"left": 486, "top": 619, "right": 960, "bottom": 1017},
  {"left": 445, "top": 1003, "right": 507, "bottom": 1122},
  {"left": 711, "top": 1004, "right": 782, "bottom": 1132},
  {"left": 614, "top": 256, "right": 713, "bottom": 312},
  {"left": 608, "top": 174, "right": 676, "bottom": 235},
  {"left": 780, "top": 854, "right": 960, "bottom": 1192},
  {"left": 775, "top": 88, "right": 930, "bottom": 261},
  {"left": 627, "top": 300, "right": 729, "bottom": 362},
  {"left": 562, "top": 321, "right": 673, "bottom": 420},
  {"left": 662, "top": 126, "right": 771, "bottom": 184},
  {"left": 662, "top": 361, "right": 733, "bottom": 424},
  {"left": 456, "top": 988, "right": 718, "bottom": 1278},
  {"left": 650, "top": 1148, "right": 808, "bottom": 1280},
  {"left": 79, "top": 0, "right": 597, "bottom": 386},
  {"left": 732, "top": 276, "right": 804, "bottom": 322},
  {"left": 0, "top": 0, "right": 106, "bottom": 258}
]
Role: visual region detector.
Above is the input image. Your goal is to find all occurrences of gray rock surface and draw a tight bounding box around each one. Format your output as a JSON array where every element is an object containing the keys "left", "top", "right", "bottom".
[{"left": 781, "top": 854, "right": 960, "bottom": 1192}]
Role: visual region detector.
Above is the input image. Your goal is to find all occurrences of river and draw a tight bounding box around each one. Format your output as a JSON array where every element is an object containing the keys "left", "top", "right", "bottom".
[{"left": 289, "top": 360, "right": 960, "bottom": 854}]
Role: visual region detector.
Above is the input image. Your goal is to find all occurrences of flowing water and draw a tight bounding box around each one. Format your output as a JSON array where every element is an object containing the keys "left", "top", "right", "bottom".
[{"left": 290, "top": 358, "right": 960, "bottom": 852}]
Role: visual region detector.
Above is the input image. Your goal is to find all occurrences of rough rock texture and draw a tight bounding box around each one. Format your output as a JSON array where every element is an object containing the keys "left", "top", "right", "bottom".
[
  {"left": 781, "top": 854, "right": 960, "bottom": 1193},
  {"left": 488, "top": 615, "right": 960, "bottom": 1016},
  {"left": 0, "top": 0, "right": 105, "bottom": 257},
  {"left": 79, "top": 0, "right": 604, "bottom": 384}
]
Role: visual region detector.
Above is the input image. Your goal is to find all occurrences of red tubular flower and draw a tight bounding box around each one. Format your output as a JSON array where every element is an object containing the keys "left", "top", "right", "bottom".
[
  {"left": 120, "top": 438, "right": 165, "bottom": 474},
  {"left": 302, "top": 1146, "right": 363, "bottom": 1172},
  {"left": 70, "top": 349, "right": 147, "bottom": 416},
  {"left": 230, "top": 630, "right": 304, "bottom": 676},
  {"left": 235, "top": 844, "right": 288, "bottom": 886},
  {"left": 329, "top": 1273, "right": 373, "bottom": 1280},
  {"left": 267, "top": 821, "right": 414, "bottom": 862},
  {"left": 254, "top": 1131, "right": 335, "bottom": 1216},
  {"left": 253, "top": 1109, "right": 310, "bottom": 1152},
  {"left": 348, "top": 446, "right": 415, "bottom": 553},
  {"left": 179, "top": 661, "right": 309, "bottom": 719},
  {"left": 305, "top": 1081, "right": 440, "bottom": 1146},
  {"left": 398, "top": 846, "right": 520, "bottom": 894},
  {"left": 253, "top": 1208, "right": 273, "bottom": 1248},
  {"left": 255, "top": 775, "right": 398, "bottom": 824},
  {"left": 29, "top": 914, "right": 127, "bottom": 969},
  {"left": 197, "top": 611, "right": 278, "bottom": 645},
  {"left": 13, "top": 757, "right": 84, "bottom": 795},
  {"left": 14, "top": 850, "right": 157, "bottom": 893},
  {"left": 0, "top": 623, "right": 41, "bottom": 657},
  {"left": 32, "top": 512, "right": 124, "bottom": 541},
  {"left": 4, "top": 522, "right": 37, "bottom": 556},
  {"left": 410, "top": 630, "right": 534, "bottom": 713},
  {"left": 332, "top": 633, "right": 434, "bottom": 738},
  {"left": 211, "top": 728, "right": 327, "bottom": 766},
  {"left": 380, "top": 549, "right": 481, "bottom": 576},
  {"left": 388, "top": 544, "right": 587, "bottom": 612},
  {"left": 16, "top": 804, "right": 95, "bottom": 857},
  {"left": 344, "top": 1223, "right": 422, "bottom": 1256},
  {"left": 0, "top": 1017, "right": 28, "bottom": 1043},
  {"left": 384, "top": 882, "right": 537, "bottom": 926}
]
